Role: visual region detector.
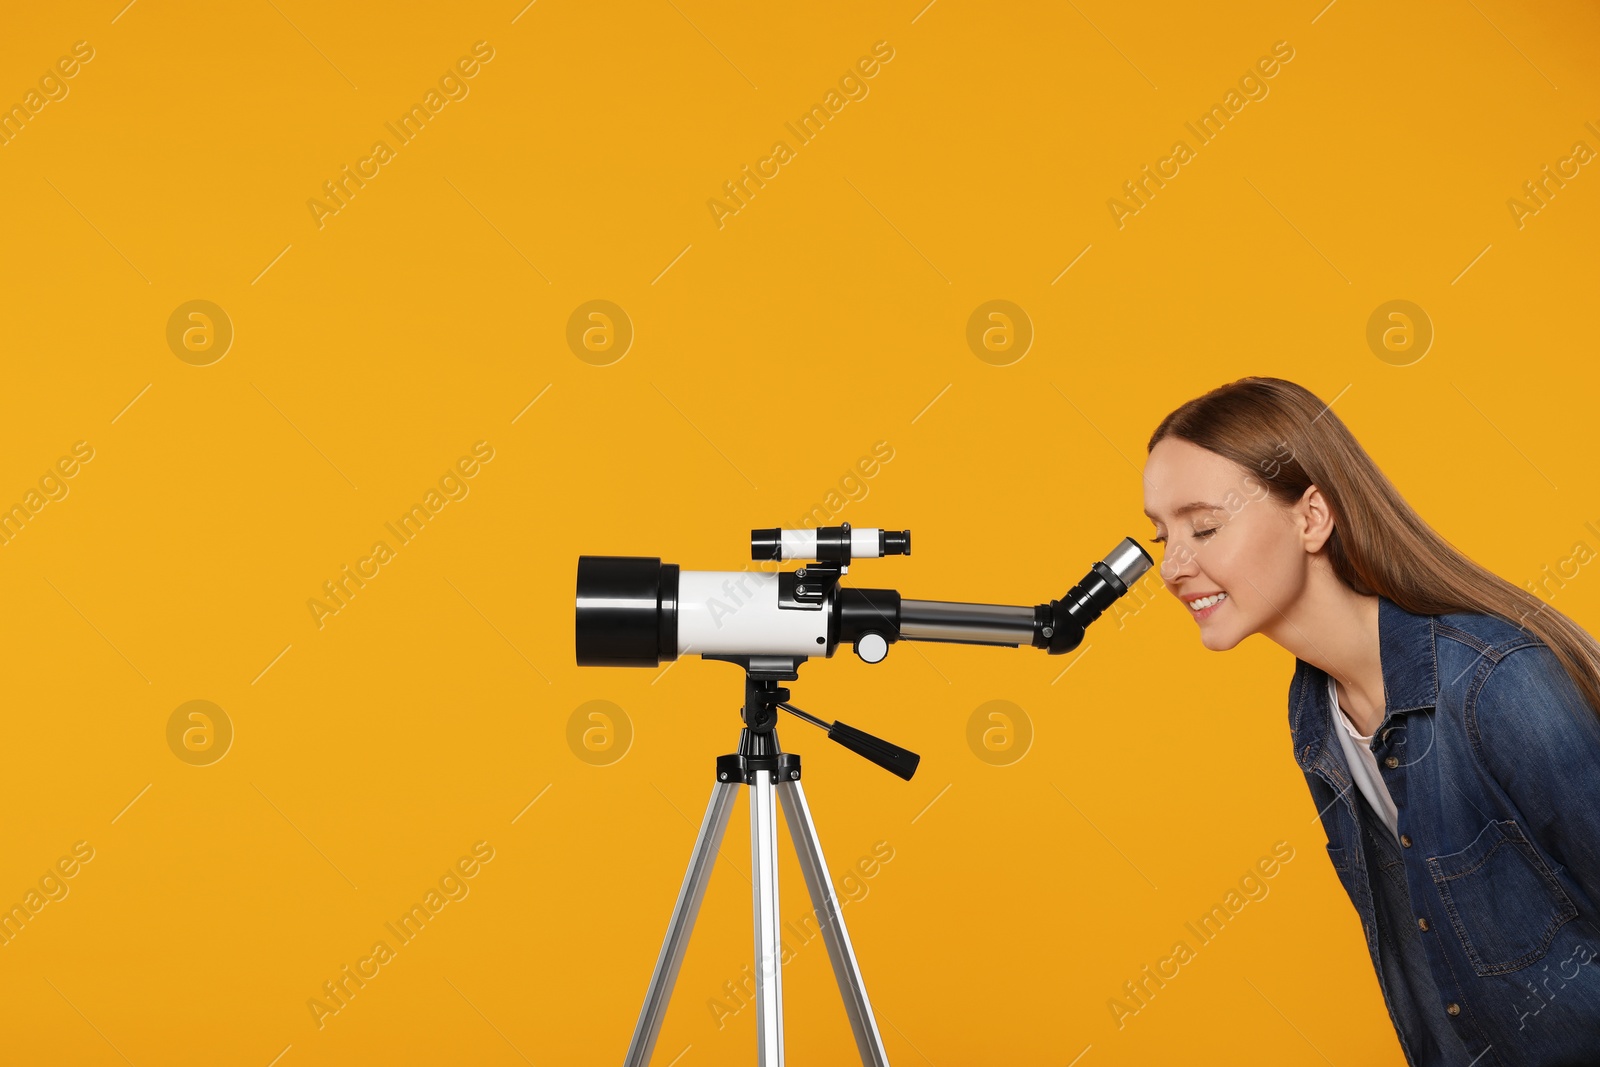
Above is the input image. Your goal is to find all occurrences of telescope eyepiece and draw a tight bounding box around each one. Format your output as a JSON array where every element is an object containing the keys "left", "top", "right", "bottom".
[
  {"left": 1040, "top": 538, "right": 1154, "bottom": 655},
  {"left": 1100, "top": 538, "right": 1152, "bottom": 593}
]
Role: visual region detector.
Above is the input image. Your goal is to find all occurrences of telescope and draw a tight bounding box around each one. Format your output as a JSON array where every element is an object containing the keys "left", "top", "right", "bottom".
[
  {"left": 575, "top": 524, "right": 1152, "bottom": 1067},
  {"left": 576, "top": 523, "right": 1153, "bottom": 671}
]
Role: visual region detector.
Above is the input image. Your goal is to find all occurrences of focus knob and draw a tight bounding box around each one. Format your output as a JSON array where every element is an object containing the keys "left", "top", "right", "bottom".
[{"left": 854, "top": 633, "right": 889, "bottom": 664}]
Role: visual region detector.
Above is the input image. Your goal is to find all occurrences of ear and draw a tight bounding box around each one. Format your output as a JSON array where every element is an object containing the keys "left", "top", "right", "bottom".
[{"left": 1297, "top": 484, "right": 1337, "bottom": 553}]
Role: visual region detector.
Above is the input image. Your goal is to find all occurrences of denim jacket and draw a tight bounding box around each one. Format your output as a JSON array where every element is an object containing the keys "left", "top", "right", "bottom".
[{"left": 1289, "top": 595, "right": 1600, "bottom": 1065}]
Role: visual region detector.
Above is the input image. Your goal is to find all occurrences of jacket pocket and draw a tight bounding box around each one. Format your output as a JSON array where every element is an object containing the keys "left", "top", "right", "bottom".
[{"left": 1426, "top": 819, "right": 1577, "bottom": 976}]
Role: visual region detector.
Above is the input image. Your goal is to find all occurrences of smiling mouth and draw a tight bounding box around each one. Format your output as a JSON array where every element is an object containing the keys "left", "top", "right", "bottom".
[{"left": 1186, "top": 592, "right": 1228, "bottom": 618}]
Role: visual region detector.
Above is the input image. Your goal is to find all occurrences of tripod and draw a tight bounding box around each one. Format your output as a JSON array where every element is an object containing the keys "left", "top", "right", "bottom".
[{"left": 623, "top": 655, "right": 920, "bottom": 1067}]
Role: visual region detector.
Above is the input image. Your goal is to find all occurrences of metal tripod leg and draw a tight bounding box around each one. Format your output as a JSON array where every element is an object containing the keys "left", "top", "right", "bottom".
[
  {"left": 750, "top": 769, "right": 785, "bottom": 1065},
  {"left": 623, "top": 780, "right": 739, "bottom": 1067},
  {"left": 776, "top": 779, "right": 891, "bottom": 1067}
]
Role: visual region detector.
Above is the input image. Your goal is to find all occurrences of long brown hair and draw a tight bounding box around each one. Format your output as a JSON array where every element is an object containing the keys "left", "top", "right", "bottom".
[{"left": 1147, "top": 376, "right": 1600, "bottom": 721}]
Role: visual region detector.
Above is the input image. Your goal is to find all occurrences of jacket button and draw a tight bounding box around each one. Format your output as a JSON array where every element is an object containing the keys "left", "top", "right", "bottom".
[
  {"left": 1417, "top": 917, "right": 1430, "bottom": 931},
  {"left": 1400, "top": 834, "right": 1412, "bottom": 847},
  {"left": 1446, "top": 1002, "right": 1461, "bottom": 1016},
  {"left": 1384, "top": 756, "right": 1399, "bottom": 769}
]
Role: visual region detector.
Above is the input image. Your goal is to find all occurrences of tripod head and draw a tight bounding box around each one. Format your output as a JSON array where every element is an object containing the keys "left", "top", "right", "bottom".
[{"left": 706, "top": 653, "right": 921, "bottom": 782}]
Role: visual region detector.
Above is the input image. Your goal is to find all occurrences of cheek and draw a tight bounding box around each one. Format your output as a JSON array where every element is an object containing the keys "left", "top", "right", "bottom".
[
  {"left": 1207, "top": 534, "right": 1250, "bottom": 583},
  {"left": 1221, "top": 525, "right": 1296, "bottom": 614}
]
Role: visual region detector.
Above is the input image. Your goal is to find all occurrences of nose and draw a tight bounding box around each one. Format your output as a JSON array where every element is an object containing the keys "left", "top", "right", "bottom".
[{"left": 1160, "top": 542, "right": 1197, "bottom": 586}]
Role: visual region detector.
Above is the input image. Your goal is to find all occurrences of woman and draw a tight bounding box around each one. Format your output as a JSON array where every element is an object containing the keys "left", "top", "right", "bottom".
[{"left": 1142, "top": 377, "right": 1600, "bottom": 1065}]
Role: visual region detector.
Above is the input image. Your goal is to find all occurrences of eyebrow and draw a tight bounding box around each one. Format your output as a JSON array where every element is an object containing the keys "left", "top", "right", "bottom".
[{"left": 1142, "top": 501, "right": 1224, "bottom": 522}]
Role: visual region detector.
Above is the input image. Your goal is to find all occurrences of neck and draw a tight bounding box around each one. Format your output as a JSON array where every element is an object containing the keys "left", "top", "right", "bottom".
[{"left": 1265, "top": 571, "right": 1385, "bottom": 734}]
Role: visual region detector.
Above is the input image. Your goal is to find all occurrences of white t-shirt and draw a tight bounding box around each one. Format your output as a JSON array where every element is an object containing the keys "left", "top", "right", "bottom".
[{"left": 1328, "top": 676, "right": 1401, "bottom": 844}]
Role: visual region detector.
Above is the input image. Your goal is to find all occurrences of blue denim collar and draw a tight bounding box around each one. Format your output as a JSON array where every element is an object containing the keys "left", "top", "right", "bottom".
[{"left": 1290, "top": 594, "right": 1439, "bottom": 772}]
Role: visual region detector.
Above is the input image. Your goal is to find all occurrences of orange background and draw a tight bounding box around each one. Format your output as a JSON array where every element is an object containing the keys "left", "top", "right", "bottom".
[{"left": 2, "top": 1, "right": 1598, "bottom": 1064}]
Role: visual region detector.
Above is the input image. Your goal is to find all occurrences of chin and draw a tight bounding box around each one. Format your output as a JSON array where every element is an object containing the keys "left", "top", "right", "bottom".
[{"left": 1200, "top": 626, "right": 1245, "bottom": 652}]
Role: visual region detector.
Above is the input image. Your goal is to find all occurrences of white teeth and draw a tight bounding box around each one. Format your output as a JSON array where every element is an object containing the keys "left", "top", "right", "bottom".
[{"left": 1188, "top": 593, "right": 1228, "bottom": 611}]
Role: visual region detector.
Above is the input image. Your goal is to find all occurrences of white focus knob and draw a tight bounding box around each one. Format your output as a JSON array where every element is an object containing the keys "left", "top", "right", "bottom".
[{"left": 854, "top": 633, "right": 889, "bottom": 664}]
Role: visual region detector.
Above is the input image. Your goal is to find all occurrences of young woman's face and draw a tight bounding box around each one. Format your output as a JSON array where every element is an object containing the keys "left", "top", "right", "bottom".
[{"left": 1142, "top": 436, "right": 1309, "bottom": 651}]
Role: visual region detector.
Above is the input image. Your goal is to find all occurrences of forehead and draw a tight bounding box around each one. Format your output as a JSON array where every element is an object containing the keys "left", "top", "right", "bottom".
[{"left": 1141, "top": 438, "right": 1244, "bottom": 520}]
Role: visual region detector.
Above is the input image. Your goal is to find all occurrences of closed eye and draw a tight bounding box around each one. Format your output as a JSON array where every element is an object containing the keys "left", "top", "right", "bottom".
[{"left": 1148, "top": 528, "right": 1218, "bottom": 545}]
